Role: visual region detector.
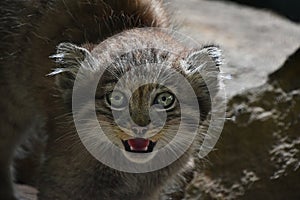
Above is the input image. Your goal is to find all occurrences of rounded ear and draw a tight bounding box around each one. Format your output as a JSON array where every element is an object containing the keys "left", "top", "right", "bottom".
[
  {"left": 48, "top": 42, "right": 97, "bottom": 89},
  {"left": 48, "top": 42, "right": 93, "bottom": 76},
  {"left": 47, "top": 43, "right": 97, "bottom": 104},
  {"left": 183, "top": 45, "right": 223, "bottom": 99},
  {"left": 185, "top": 45, "right": 222, "bottom": 73}
]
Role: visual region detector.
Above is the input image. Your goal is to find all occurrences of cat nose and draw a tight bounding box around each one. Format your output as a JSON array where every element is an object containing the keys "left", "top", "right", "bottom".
[{"left": 131, "top": 126, "right": 148, "bottom": 136}]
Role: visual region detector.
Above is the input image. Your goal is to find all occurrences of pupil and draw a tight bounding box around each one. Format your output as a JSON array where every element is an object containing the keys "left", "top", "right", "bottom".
[
  {"left": 161, "top": 96, "right": 167, "bottom": 101},
  {"left": 114, "top": 95, "right": 121, "bottom": 101}
]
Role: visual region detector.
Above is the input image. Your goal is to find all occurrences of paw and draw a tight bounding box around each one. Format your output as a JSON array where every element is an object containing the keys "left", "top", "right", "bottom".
[{"left": 15, "top": 184, "right": 38, "bottom": 200}]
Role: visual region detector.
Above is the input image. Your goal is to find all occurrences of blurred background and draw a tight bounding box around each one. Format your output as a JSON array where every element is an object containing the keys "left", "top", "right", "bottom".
[{"left": 163, "top": 0, "right": 300, "bottom": 199}]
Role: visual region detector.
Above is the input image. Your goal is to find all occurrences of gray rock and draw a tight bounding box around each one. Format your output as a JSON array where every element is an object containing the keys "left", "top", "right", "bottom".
[
  {"left": 173, "top": 0, "right": 300, "bottom": 98},
  {"left": 163, "top": 1, "right": 300, "bottom": 198},
  {"left": 165, "top": 48, "right": 300, "bottom": 200},
  {"left": 214, "top": 0, "right": 300, "bottom": 22},
  {"left": 190, "top": 48, "right": 300, "bottom": 200}
]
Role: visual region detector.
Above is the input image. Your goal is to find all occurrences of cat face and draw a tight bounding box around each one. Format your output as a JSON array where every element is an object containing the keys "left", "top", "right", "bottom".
[{"left": 50, "top": 38, "right": 222, "bottom": 164}]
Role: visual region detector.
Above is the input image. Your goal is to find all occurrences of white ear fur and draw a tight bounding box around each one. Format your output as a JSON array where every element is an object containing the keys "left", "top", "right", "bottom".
[
  {"left": 48, "top": 42, "right": 93, "bottom": 76},
  {"left": 183, "top": 45, "right": 223, "bottom": 98},
  {"left": 47, "top": 42, "right": 99, "bottom": 95},
  {"left": 184, "top": 45, "right": 222, "bottom": 74}
]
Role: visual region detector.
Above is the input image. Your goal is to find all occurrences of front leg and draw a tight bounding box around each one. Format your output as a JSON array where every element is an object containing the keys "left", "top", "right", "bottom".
[
  {"left": 0, "top": 127, "right": 20, "bottom": 200},
  {"left": 0, "top": 167, "right": 16, "bottom": 200},
  {"left": 0, "top": 104, "right": 40, "bottom": 200}
]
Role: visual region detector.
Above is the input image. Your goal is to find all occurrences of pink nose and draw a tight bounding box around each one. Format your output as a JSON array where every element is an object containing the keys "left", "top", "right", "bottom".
[{"left": 131, "top": 126, "right": 148, "bottom": 136}]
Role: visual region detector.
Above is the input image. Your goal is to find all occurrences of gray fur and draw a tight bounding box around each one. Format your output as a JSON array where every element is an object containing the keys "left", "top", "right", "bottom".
[{"left": 0, "top": 1, "right": 222, "bottom": 199}]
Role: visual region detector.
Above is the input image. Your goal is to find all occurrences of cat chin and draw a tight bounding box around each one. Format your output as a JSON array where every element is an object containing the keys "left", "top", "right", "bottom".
[{"left": 121, "top": 149, "right": 157, "bottom": 164}]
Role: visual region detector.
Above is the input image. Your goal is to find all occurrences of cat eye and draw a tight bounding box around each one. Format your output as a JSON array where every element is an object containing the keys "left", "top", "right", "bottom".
[
  {"left": 153, "top": 92, "right": 176, "bottom": 110},
  {"left": 106, "top": 91, "right": 127, "bottom": 110}
]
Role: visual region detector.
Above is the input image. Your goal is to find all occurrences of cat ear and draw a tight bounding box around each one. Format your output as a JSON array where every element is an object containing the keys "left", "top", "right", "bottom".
[
  {"left": 48, "top": 42, "right": 93, "bottom": 75},
  {"left": 183, "top": 45, "right": 223, "bottom": 98},
  {"left": 48, "top": 42, "right": 95, "bottom": 90}
]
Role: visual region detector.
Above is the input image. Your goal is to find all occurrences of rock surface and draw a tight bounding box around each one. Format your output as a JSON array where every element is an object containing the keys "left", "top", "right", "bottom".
[
  {"left": 215, "top": 0, "right": 300, "bottom": 22},
  {"left": 161, "top": 1, "right": 300, "bottom": 199},
  {"left": 177, "top": 48, "right": 300, "bottom": 200},
  {"left": 173, "top": 0, "right": 300, "bottom": 98}
]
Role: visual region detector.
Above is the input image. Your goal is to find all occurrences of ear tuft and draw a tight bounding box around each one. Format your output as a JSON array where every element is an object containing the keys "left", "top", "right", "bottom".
[
  {"left": 47, "top": 43, "right": 96, "bottom": 102},
  {"left": 202, "top": 45, "right": 223, "bottom": 67},
  {"left": 183, "top": 45, "right": 223, "bottom": 99},
  {"left": 184, "top": 45, "right": 223, "bottom": 74},
  {"left": 48, "top": 43, "right": 92, "bottom": 76}
]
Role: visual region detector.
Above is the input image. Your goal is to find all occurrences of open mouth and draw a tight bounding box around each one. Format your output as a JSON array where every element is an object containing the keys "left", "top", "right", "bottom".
[{"left": 122, "top": 138, "right": 156, "bottom": 153}]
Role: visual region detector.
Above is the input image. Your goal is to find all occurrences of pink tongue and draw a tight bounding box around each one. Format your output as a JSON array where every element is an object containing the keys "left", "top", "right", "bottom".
[{"left": 128, "top": 138, "right": 150, "bottom": 151}]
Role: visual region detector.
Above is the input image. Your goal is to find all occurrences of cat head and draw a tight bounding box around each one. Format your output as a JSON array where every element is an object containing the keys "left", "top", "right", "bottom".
[{"left": 49, "top": 31, "right": 223, "bottom": 164}]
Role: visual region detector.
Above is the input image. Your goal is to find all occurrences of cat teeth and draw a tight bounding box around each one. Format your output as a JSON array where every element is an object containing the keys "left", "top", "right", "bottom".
[{"left": 130, "top": 146, "right": 148, "bottom": 151}]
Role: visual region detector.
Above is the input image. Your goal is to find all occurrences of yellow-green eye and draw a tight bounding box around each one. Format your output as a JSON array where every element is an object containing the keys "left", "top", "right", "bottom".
[
  {"left": 106, "top": 91, "right": 127, "bottom": 109},
  {"left": 154, "top": 92, "right": 175, "bottom": 110}
]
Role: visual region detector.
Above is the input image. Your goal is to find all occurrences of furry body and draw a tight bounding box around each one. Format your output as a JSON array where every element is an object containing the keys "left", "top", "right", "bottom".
[{"left": 0, "top": 1, "right": 221, "bottom": 199}]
